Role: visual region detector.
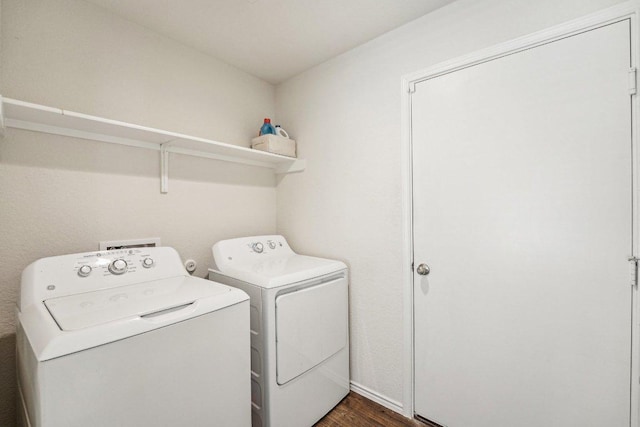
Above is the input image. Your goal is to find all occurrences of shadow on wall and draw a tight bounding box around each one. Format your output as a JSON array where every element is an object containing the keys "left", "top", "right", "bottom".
[
  {"left": 1, "top": 129, "right": 277, "bottom": 188},
  {"left": 0, "top": 333, "right": 17, "bottom": 427}
]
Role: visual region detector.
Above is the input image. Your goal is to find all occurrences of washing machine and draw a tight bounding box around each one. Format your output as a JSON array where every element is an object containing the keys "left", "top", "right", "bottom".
[
  {"left": 16, "top": 246, "right": 251, "bottom": 427},
  {"left": 208, "top": 235, "right": 349, "bottom": 427}
]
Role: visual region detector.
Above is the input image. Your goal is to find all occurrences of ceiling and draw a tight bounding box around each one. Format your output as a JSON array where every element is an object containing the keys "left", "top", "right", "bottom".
[{"left": 85, "top": 0, "right": 456, "bottom": 84}]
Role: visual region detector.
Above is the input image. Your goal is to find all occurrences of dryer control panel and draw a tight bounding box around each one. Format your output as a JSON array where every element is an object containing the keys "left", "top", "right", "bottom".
[
  {"left": 212, "top": 235, "right": 294, "bottom": 270},
  {"left": 250, "top": 238, "right": 284, "bottom": 254}
]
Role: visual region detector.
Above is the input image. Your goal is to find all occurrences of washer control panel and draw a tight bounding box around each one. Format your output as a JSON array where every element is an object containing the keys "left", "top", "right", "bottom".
[
  {"left": 73, "top": 249, "right": 155, "bottom": 278},
  {"left": 19, "top": 247, "right": 188, "bottom": 310}
]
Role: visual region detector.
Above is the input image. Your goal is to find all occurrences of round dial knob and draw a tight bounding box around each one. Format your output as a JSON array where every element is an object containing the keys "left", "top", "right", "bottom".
[
  {"left": 142, "top": 258, "right": 154, "bottom": 268},
  {"left": 108, "top": 259, "right": 128, "bottom": 275},
  {"left": 268, "top": 241, "right": 276, "bottom": 249},
  {"left": 252, "top": 242, "right": 264, "bottom": 253},
  {"left": 78, "top": 265, "right": 92, "bottom": 277}
]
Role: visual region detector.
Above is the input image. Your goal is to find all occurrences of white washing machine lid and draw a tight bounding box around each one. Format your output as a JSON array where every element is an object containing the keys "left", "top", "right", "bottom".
[
  {"left": 216, "top": 254, "right": 346, "bottom": 289},
  {"left": 44, "top": 276, "right": 231, "bottom": 331},
  {"left": 19, "top": 275, "right": 248, "bottom": 361}
]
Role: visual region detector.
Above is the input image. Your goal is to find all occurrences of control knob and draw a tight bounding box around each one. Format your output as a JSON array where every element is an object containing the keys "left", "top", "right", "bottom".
[
  {"left": 142, "top": 258, "right": 154, "bottom": 268},
  {"left": 77, "top": 265, "right": 92, "bottom": 277},
  {"left": 108, "top": 259, "right": 128, "bottom": 275},
  {"left": 252, "top": 242, "right": 264, "bottom": 253},
  {"left": 268, "top": 241, "right": 276, "bottom": 249}
]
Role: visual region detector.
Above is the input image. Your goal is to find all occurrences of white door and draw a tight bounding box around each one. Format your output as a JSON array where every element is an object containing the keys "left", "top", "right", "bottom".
[{"left": 412, "top": 20, "right": 633, "bottom": 427}]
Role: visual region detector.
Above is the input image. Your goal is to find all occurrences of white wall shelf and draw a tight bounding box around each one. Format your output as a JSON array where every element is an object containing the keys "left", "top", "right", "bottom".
[{"left": 0, "top": 96, "right": 305, "bottom": 193}]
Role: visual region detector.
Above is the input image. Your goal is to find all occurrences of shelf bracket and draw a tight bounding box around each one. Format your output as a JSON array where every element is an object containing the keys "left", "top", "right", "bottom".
[
  {"left": 276, "top": 159, "right": 306, "bottom": 174},
  {"left": 160, "top": 143, "right": 169, "bottom": 194}
]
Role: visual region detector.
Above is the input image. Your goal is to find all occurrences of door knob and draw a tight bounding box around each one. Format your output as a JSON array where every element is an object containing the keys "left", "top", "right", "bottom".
[{"left": 416, "top": 263, "right": 430, "bottom": 276}]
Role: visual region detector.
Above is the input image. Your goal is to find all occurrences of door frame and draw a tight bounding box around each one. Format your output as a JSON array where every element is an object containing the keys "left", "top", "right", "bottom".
[{"left": 400, "top": 1, "right": 640, "bottom": 423}]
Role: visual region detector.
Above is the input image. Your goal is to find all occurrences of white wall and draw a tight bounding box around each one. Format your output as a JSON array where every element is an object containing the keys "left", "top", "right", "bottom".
[
  {"left": 275, "top": 0, "right": 627, "bottom": 411},
  {"left": 0, "top": 1, "right": 276, "bottom": 425}
]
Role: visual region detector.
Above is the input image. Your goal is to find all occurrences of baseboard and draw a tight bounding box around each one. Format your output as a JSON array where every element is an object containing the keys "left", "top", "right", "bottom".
[{"left": 349, "top": 381, "right": 404, "bottom": 415}]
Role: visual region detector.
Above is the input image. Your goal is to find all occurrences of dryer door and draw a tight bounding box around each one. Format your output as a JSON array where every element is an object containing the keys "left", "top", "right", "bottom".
[{"left": 275, "top": 274, "right": 348, "bottom": 385}]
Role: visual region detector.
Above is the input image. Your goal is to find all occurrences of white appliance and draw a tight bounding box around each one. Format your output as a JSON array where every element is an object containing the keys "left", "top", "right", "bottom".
[
  {"left": 209, "top": 235, "right": 349, "bottom": 427},
  {"left": 16, "top": 246, "right": 251, "bottom": 427}
]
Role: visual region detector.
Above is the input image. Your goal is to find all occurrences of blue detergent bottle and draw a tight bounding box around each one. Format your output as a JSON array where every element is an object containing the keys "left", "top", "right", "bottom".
[{"left": 259, "top": 118, "right": 276, "bottom": 136}]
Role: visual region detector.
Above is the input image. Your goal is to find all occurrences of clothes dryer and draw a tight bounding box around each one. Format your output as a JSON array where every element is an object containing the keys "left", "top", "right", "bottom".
[
  {"left": 17, "top": 247, "right": 250, "bottom": 427},
  {"left": 209, "top": 235, "right": 349, "bottom": 427}
]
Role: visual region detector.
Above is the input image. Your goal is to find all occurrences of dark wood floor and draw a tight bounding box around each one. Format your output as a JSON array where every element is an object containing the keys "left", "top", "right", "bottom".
[{"left": 314, "top": 392, "right": 437, "bottom": 427}]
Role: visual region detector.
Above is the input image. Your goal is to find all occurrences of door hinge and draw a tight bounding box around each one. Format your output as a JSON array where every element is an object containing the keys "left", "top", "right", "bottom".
[
  {"left": 408, "top": 82, "right": 416, "bottom": 94},
  {"left": 629, "top": 256, "right": 639, "bottom": 287},
  {"left": 629, "top": 68, "right": 637, "bottom": 95},
  {"left": 0, "top": 95, "right": 5, "bottom": 138}
]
